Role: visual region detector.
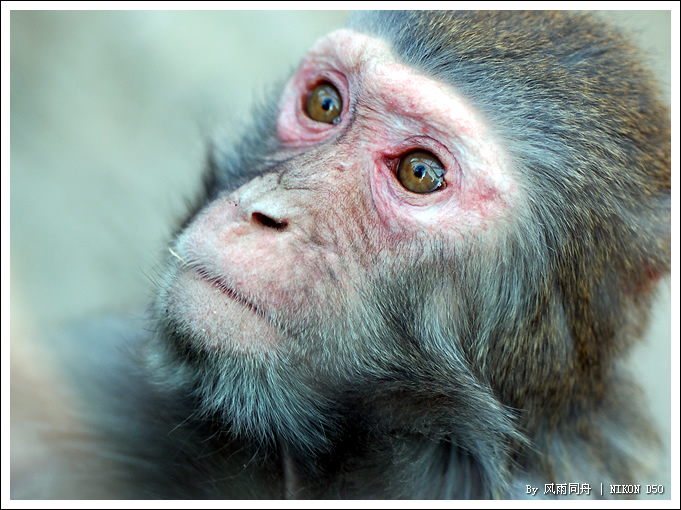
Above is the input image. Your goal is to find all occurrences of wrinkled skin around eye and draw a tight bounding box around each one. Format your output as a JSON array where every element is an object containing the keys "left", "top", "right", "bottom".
[{"left": 396, "top": 150, "right": 445, "bottom": 193}]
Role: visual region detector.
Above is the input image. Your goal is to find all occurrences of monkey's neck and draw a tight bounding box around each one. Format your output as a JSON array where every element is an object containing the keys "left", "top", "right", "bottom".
[{"left": 272, "top": 433, "right": 486, "bottom": 499}]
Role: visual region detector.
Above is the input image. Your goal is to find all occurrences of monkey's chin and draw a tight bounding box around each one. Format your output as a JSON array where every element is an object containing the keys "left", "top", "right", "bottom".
[
  {"left": 158, "top": 267, "right": 335, "bottom": 452},
  {"left": 165, "top": 266, "right": 280, "bottom": 354}
]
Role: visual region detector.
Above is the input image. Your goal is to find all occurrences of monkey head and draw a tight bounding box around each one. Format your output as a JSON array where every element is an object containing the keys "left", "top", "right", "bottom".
[{"left": 151, "top": 11, "right": 670, "bottom": 496}]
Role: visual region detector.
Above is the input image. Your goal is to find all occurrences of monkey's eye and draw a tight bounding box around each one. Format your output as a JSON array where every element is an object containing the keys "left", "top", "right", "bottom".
[
  {"left": 305, "top": 82, "right": 342, "bottom": 124},
  {"left": 396, "top": 150, "right": 446, "bottom": 193}
]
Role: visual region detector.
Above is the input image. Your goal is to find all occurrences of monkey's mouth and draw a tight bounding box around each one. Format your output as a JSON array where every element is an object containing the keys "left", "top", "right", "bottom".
[
  {"left": 165, "top": 249, "right": 281, "bottom": 351},
  {"left": 192, "top": 266, "right": 261, "bottom": 316}
]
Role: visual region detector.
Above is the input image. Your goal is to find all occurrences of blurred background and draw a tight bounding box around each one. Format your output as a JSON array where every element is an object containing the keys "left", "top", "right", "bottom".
[{"left": 8, "top": 10, "right": 673, "bottom": 496}]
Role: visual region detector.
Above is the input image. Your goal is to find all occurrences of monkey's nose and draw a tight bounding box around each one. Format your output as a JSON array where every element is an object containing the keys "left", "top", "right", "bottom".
[
  {"left": 236, "top": 174, "right": 291, "bottom": 231},
  {"left": 251, "top": 211, "right": 288, "bottom": 231}
]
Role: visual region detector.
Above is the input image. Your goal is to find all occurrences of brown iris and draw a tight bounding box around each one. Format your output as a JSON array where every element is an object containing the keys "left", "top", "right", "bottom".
[
  {"left": 396, "top": 150, "right": 445, "bottom": 193},
  {"left": 305, "top": 82, "right": 342, "bottom": 124}
]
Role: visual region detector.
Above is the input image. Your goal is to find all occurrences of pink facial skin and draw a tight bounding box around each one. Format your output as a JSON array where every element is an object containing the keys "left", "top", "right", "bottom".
[
  {"left": 278, "top": 29, "right": 518, "bottom": 235},
  {"left": 164, "top": 29, "right": 519, "bottom": 353}
]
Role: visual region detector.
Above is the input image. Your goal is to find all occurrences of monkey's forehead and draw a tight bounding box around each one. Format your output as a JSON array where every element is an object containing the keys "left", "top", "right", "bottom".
[{"left": 304, "top": 29, "right": 484, "bottom": 135}]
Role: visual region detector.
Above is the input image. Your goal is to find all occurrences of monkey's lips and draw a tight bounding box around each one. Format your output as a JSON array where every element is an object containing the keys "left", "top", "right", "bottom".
[
  {"left": 170, "top": 265, "right": 280, "bottom": 351},
  {"left": 194, "top": 267, "right": 258, "bottom": 313}
]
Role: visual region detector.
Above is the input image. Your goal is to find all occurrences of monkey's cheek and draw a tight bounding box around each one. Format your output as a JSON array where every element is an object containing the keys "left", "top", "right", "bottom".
[{"left": 167, "top": 269, "right": 280, "bottom": 354}]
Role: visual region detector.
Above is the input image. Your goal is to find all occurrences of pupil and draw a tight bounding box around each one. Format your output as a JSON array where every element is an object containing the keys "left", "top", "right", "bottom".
[
  {"left": 413, "top": 164, "right": 426, "bottom": 179},
  {"left": 321, "top": 98, "right": 332, "bottom": 111}
]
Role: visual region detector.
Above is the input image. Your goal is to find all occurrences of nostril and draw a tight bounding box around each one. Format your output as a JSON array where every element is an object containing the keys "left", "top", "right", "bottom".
[{"left": 252, "top": 212, "right": 288, "bottom": 230}]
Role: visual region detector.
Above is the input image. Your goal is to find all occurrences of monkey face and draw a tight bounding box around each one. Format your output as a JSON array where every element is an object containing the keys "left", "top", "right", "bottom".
[
  {"left": 160, "top": 29, "right": 518, "bottom": 355},
  {"left": 151, "top": 28, "right": 522, "bottom": 450},
  {"left": 150, "top": 13, "right": 669, "bottom": 473}
]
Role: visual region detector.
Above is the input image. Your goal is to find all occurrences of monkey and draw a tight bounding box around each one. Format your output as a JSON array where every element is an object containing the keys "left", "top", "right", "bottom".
[{"left": 10, "top": 10, "right": 671, "bottom": 499}]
